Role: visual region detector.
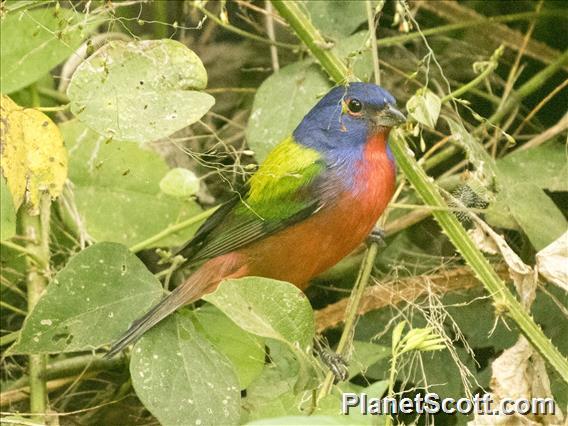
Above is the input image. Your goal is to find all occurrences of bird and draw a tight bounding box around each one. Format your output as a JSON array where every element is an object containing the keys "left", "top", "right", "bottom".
[{"left": 106, "top": 82, "right": 405, "bottom": 358}]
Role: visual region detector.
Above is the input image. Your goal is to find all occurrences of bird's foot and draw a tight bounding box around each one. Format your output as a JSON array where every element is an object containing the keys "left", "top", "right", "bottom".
[
  {"left": 367, "top": 227, "right": 386, "bottom": 247},
  {"left": 313, "top": 337, "right": 349, "bottom": 383}
]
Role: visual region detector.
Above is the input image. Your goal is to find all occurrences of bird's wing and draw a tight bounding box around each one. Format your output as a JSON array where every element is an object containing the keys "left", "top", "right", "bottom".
[{"left": 176, "top": 137, "right": 332, "bottom": 264}]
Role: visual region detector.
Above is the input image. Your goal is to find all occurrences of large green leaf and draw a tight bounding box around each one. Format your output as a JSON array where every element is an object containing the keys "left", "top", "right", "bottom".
[
  {"left": 500, "top": 182, "right": 567, "bottom": 251},
  {"left": 8, "top": 243, "right": 162, "bottom": 354},
  {"left": 67, "top": 39, "right": 214, "bottom": 143},
  {"left": 61, "top": 120, "right": 203, "bottom": 247},
  {"left": 303, "top": 1, "right": 367, "bottom": 39},
  {"left": 193, "top": 304, "right": 265, "bottom": 389},
  {"left": 247, "top": 415, "right": 371, "bottom": 425},
  {"left": 496, "top": 142, "right": 567, "bottom": 193},
  {"left": 204, "top": 277, "right": 315, "bottom": 350},
  {"left": 131, "top": 312, "right": 240, "bottom": 426},
  {"left": 0, "top": 7, "right": 97, "bottom": 94},
  {"left": 245, "top": 61, "right": 331, "bottom": 162},
  {"left": 0, "top": 177, "right": 16, "bottom": 241}
]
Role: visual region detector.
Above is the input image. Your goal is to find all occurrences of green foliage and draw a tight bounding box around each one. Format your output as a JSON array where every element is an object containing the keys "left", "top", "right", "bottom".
[
  {"left": 193, "top": 305, "right": 265, "bottom": 389},
  {"left": 67, "top": 39, "right": 214, "bottom": 143},
  {"left": 160, "top": 167, "right": 201, "bottom": 198},
  {"left": 0, "top": 7, "right": 97, "bottom": 94},
  {"left": 407, "top": 89, "right": 442, "bottom": 129},
  {"left": 61, "top": 120, "right": 203, "bottom": 247},
  {"left": 204, "top": 278, "right": 315, "bottom": 351},
  {"left": 246, "top": 61, "right": 330, "bottom": 162},
  {"left": 9, "top": 243, "right": 163, "bottom": 354},
  {"left": 0, "top": 177, "right": 16, "bottom": 241},
  {"left": 1, "top": 1, "right": 567, "bottom": 425},
  {"left": 131, "top": 312, "right": 241, "bottom": 426}
]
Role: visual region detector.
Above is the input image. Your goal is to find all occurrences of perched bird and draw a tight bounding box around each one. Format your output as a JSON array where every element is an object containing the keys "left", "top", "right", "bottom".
[{"left": 106, "top": 82, "right": 405, "bottom": 357}]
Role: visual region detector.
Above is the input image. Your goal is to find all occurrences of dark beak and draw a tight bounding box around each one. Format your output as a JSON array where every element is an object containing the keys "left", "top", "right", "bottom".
[{"left": 373, "top": 104, "right": 406, "bottom": 127}]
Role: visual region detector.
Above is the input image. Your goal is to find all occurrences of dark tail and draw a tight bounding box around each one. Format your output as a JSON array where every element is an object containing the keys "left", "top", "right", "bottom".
[{"left": 105, "top": 270, "right": 214, "bottom": 358}]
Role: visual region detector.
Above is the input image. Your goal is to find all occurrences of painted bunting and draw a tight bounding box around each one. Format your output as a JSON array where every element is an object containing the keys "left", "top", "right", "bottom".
[{"left": 107, "top": 82, "right": 405, "bottom": 357}]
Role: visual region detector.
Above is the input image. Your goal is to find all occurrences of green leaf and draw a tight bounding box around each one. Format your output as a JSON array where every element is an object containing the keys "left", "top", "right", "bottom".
[
  {"left": 131, "top": 312, "right": 240, "bottom": 426},
  {"left": 348, "top": 341, "right": 390, "bottom": 379},
  {"left": 67, "top": 39, "right": 214, "bottom": 143},
  {"left": 303, "top": 1, "right": 367, "bottom": 39},
  {"left": 501, "top": 182, "right": 567, "bottom": 251},
  {"left": 61, "top": 120, "right": 203, "bottom": 247},
  {"left": 8, "top": 242, "right": 162, "bottom": 354},
  {"left": 0, "top": 177, "right": 16, "bottom": 241},
  {"left": 204, "top": 277, "right": 315, "bottom": 350},
  {"left": 496, "top": 142, "right": 568, "bottom": 192},
  {"left": 246, "top": 61, "right": 331, "bottom": 162},
  {"left": 193, "top": 304, "right": 265, "bottom": 389},
  {"left": 406, "top": 89, "right": 441, "bottom": 129},
  {"left": 0, "top": 7, "right": 98, "bottom": 94},
  {"left": 244, "top": 361, "right": 301, "bottom": 422},
  {"left": 333, "top": 31, "right": 374, "bottom": 83},
  {"left": 160, "top": 167, "right": 200, "bottom": 198},
  {"left": 247, "top": 415, "right": 372, "bottom": 425}
]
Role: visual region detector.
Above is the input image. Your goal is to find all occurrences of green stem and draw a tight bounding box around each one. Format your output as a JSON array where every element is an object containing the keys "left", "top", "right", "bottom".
[
  {"left": 194, "top": 2, "right": 299, "bottom": 51},
  {"left": 2, "top": 354, "right": 125, "bottom": 393},
  {"left": 366, "top": 0, "right": 382, "bottom": 85},
  {"left": 129, "top": 207, "right": 216, "bottom": 253},
  {"left": 0, "top": 330, "right": 20, "bottom": 347},
  {"left": 441, "top": 45, "right": 503, "bottom": 103},
  {"left": 36, "top": 87, "right": 70, "bottom": 104},
  {"left": 0, "top": 300, "right": 27, "bottom": 316},
  {"left": 0, "top": 240, "right": 45, "bottom": 267},
  {"left": 424, "top": 48, "right": 568, "bottom": 171},
  {"left": 390, "top": 132, "right": 568, "bottom": 383},
  {"left": 272, "top": 0, "right": 568, "bottom": 384},
  {"left": 20, "top": 195, "right": 51, "bottom": 420},
  {"left": 317, "top": 243, "right": 380, "bottom": 401},
  {"left": 487, "top": 48, "right": 568, "bottom": 126},
  {"left": 271, "top": 1, "right": 351, "bottom": 83},
  {"left": 376, "top": 10, "right": 565, "bottom": 48},
  {"left": 152, "top": 0, "right": 168, "bottom": 39}
]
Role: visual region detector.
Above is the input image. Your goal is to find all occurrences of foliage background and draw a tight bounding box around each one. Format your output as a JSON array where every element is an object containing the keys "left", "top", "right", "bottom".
[{"left": 1, "top": 1, "right": 567, "bottom": 425}]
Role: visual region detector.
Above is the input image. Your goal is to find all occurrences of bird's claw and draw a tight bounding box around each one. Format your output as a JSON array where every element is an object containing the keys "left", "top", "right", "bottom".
[
  {"left": 313, "top": 338, "right": 349, "bottom": 383},
  {"left": 367, "top": 227, "right": 386, "bottom": 247}
]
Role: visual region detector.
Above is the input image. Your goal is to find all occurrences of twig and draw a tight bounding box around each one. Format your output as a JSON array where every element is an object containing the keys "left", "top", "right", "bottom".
[
  {"left": 270, "top": 0, "right": 568, "bottom": 385},
  {"left": 315, "top": 266, "right": 510, "bottom": 332},
  {"left": 265, "top": 2, "right": 279, "bottom": 72},
  {"left": 418, "top": 3, "right": 568, "bottom": 71},
  {"left": 516, "top": 112, "right": 568, "bottom": 152},
  {"left": 193, "top": 2, "right": 299, "bottom": 51},
  {"left": 129, "top": 207, "right": 216, "bottom": 253},
  {"left": 366, "top": 0, "right": 382, "bottom": 85},
  {"left": 423, "top": 49, "right": 568, "bottom": 171},
  {"left": 317, "top": 243, "right": 380, "bottom": 401}
]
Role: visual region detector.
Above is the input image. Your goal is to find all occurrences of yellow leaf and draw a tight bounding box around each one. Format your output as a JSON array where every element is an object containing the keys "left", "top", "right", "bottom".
[{"left": 0, "top": 95, "right": 67, "bottom": 213}]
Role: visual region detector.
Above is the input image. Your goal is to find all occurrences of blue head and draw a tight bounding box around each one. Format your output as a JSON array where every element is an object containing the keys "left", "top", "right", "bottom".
[{"left": 293, "top": 82, "right": 405, "bottom": 160}]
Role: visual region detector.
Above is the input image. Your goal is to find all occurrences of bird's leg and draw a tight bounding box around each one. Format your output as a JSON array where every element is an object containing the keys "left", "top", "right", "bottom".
[
  {"left": 313, "top": 336, "right": 349, "bottom": 383},
  {"left": 367, "top": 226, "right": 386, "bottom": 247}
]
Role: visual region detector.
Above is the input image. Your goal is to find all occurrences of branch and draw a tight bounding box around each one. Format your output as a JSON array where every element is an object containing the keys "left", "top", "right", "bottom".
[{"left": 271, "top": 0, "right": 568, "bottom": 384}]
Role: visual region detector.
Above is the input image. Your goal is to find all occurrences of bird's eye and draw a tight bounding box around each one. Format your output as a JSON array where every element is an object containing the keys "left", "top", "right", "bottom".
[{"left": 346, "top": 98, "right": 363, "bottom": 114}]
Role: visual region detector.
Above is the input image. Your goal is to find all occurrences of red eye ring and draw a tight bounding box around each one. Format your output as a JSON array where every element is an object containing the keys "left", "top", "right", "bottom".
[{"left": 346, "top": 98, "right": 363, "bottom": 115}]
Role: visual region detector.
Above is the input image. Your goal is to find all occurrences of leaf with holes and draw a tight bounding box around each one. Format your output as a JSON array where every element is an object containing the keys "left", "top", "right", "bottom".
[
  {"left": 193, "top": 304, "right": 265, "bottom": 389},
  {"left": 67, "top": 39, "right": 214, "bottom": 143},
  {"left": 0, "top": 7, "right": 99, "bottom": 94},
  {"left": 204, "top": 277, "right": 315, "bottom": 350},
  {"left": 131, "top": 312, "right": 240, "bottom": 426},
  {"left": 61, "top": 120, "right": 203, "bottom": 247},
  {"left": 8, "top": 243, "right": 162, "bottom": 354}
]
